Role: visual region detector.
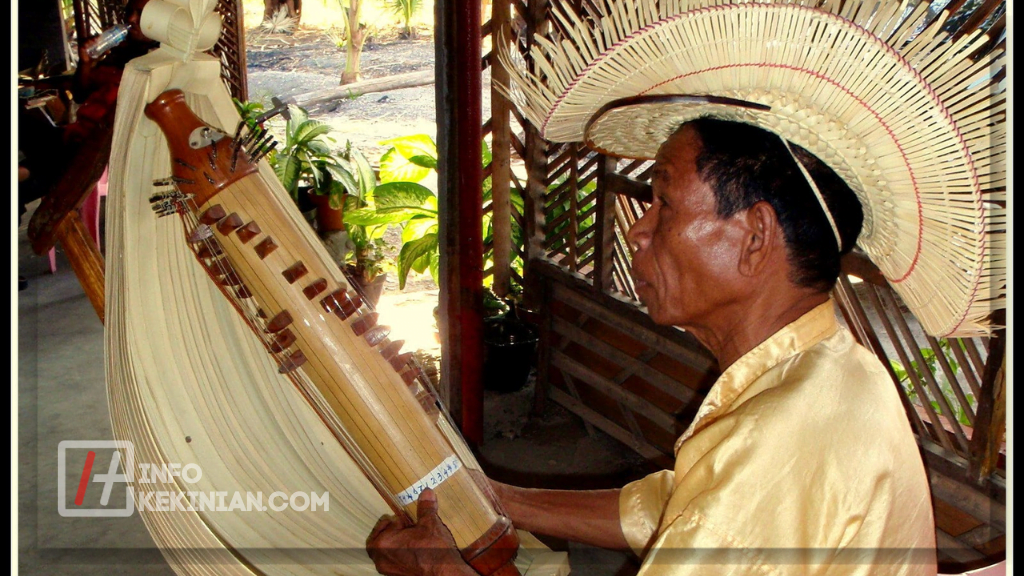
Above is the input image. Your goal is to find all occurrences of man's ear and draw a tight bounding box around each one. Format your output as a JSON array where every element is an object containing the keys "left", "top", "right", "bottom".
[{"left": 737, "top": 201, "right": 778, "bottom": 277}]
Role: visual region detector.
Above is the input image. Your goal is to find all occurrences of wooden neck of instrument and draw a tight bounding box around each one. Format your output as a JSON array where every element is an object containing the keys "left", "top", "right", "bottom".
[{"left": 143, "top": 89, "right": 258, "bottom": 207}]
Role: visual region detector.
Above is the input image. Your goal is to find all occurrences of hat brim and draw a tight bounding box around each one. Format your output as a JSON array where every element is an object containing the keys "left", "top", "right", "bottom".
[{"left": 505, "top": 1, "right": 1004, "bottom": 336}]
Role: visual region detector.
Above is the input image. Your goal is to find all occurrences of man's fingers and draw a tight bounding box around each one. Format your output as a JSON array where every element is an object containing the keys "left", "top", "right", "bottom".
[
  {"left": 367, "top": 514, "right": 398, "bottom": 545},
  {"left": 416, "top": 488, "right": 439, "bottom": 519}
]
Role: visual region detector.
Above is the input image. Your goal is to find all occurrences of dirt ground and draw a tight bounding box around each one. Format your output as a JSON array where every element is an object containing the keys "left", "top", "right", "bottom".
[{"left": 245, "top": 27, "right": 466, "bottom": 163}]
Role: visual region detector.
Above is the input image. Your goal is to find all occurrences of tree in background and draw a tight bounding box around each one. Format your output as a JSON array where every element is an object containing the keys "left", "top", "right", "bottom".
[
  {"left": 340, "top": 0, "right": 366, "bottom": 84},
  {"left": 384, "top": 0, "right": 422, "bottom": 38}
]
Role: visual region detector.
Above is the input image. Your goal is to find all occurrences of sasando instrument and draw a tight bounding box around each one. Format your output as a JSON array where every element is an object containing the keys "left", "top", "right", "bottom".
[{"left": 144, "top": 88, "right": 521, "bottom": 576}]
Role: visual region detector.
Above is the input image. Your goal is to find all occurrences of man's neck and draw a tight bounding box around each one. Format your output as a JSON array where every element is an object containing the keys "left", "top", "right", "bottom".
[{"left": 688, "top": 291, "right": 830, "bottom": 371}]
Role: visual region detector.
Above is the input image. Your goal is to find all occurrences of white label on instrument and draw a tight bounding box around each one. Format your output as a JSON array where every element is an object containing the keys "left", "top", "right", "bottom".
[{"left": 396, "top": 456, "right": 463, "bottom": 506}]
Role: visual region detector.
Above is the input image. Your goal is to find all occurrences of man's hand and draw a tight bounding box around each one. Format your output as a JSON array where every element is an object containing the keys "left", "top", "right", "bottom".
[
  {"left": 365, "top": 489, "right": 476, "bottom": 576},
  {"left": 77, "top": 36, "right": 101, "bottom": 68}
]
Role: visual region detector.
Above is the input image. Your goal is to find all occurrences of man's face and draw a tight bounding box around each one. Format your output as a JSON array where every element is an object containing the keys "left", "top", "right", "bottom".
[{"left": 627, "top": 125, "right": 745, "bottom": 328}]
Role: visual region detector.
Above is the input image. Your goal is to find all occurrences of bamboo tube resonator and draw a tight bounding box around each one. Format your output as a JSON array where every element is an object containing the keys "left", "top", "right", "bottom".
[{"left": 143, "top": 88, "right": 521, "bottom": 576}]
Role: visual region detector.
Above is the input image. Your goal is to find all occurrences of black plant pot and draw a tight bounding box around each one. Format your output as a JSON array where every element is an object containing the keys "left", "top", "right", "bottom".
[{"left": 482, "top": 316, "right": 539, "bottom": 393}]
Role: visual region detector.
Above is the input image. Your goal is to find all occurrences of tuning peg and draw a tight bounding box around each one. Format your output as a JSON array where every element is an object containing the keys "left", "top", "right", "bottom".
[
  {"left": 364, "top": 325, "right": 390, "bottom": 347},
  {"left": 269, "top": 328, "right": 296, "bottom": 353},
  {"left": 195, "top": 242, "right": 223, "bottom": 259},
  {"left": 351, "top": 312, "right": 379, "bottom": 336},
  {"left": 278, "top": 349, "right": 307, "bottom": 373},
  {"left": 380, "top": 339, "right": 405, "bottom": 360},
  {"left": 251, "top": 140, "right": 277, "bottom": 164},
  {"left": 389, "top": 351, "right": 415, "bottom": 372}
]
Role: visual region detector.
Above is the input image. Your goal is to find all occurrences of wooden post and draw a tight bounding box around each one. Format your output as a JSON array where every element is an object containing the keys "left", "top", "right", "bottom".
[
  {"left": 532, "top": 277, "right": 553, "bottom": 415},
  {"left": 968, "top": 317, "right": 1006, "bottom": 484},
  {"left": 489, "top": 0, "right": 513, "bottom": 298},
  {"left": 72, "top": 0, "right": 89, "bottom": 48},
  {"left": 592, "top": 155, "right": 618, "bottom": 295},
  {"left": 436, "top": 0, "right": 484, "bottom": 445},
  {"left": 54, "top": 212, "right": 105, "bottom": 323},
  {"left": 522, "top": 0, "right": 550, "bottom": 411},
  {"left": 522, "top": 124, "right": 547, "bottom": 312}
]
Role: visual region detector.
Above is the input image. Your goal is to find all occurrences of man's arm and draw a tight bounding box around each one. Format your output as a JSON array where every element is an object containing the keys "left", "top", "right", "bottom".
[{"left": 491, "top": 480, "right": 630, "bottom": 551}]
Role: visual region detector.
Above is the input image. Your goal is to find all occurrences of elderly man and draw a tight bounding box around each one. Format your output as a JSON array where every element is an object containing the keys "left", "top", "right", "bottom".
[{"left": 366, "top": 117, "right": 936, "bottom": 575}]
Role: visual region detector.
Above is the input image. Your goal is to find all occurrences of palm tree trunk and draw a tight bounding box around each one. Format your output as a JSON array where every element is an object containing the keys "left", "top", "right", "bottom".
[{"left": 341, "top": 0, "right": 365, "bottom": 84}]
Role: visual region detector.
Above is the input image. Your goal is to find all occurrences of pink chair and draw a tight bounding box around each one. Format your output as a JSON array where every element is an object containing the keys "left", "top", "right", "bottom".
[{"left": 48, "top": 166, "right": 107, "bottom": 272}]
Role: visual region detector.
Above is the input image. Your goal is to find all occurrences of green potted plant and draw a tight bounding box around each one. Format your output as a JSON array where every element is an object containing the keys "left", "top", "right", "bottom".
[
  {"left": 344, "top": 134, "right": 442, "bottom": 289},
  {"left": 345, "top": 134, "right": 525, "bottom": 290},
  {"left": 269, "top": 105, "right": 363, "bottom": 231},
  {"left": 340, "top": 191, "right": 392, "bottom": 306}
]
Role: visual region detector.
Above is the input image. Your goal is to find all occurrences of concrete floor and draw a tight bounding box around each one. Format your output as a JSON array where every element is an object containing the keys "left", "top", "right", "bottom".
[{"left": 16, "top": 202, "right": 648, "bottom": 576}]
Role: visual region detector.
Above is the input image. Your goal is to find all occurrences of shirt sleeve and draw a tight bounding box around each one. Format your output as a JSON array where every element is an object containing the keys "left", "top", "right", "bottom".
[{"left": 619, "top": 469, "right": 675, "bottom": 557}]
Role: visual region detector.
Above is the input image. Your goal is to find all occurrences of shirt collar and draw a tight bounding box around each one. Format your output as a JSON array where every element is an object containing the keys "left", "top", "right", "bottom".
[{"left": 674, "top": 299, "right": 840, "bottom": 453}]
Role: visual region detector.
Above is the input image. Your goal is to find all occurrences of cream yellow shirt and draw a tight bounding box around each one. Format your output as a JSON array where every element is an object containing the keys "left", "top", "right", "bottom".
[{"left": 619, "top": 301, "right": 936, "bottom": 575}]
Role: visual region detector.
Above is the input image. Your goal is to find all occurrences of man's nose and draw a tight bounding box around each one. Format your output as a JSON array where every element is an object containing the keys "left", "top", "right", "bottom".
[{"left": 627, "top": 209, "right": 654, "bottom": 253}]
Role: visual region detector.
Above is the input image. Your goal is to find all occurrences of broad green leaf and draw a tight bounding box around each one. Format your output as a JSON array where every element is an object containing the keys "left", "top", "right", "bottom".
[
  {"left": 294, "top": 121, "right": 331, "bottom": 146},
  {"left": 373, "top": 182, "right": 436, "bottom": 211},
  {"left": 889, "top": 360, "right": 908, "bottom": 383},
  {"left": 402, "top": 219, "right": 438, "bottom": 244},
  {"left": 398, "top": 233, "right": 438, "bottom": 289},
  {"left": 349, "top": 146, "right": 377, "bottom": 197},
  {"left": 308, "top": 140, "right": 332, "bottom": 156},
  {"left": 428, "top": 250, "right": 440, "bottom": 285},
  {"left": 510, "top": 187, "right": 525, "bottom": 214},
  {"left": 343, "top": 194, "right": 365, "bottom": 212},
  {"left": 379, "top": 134, "right": 437, "bottom": 160},
  {"left": 309, "top": 161, "right": 325, "bottom": 191},
  {"left": 379, "top": 147, "right": 432, "bottom": 183},
  {"left": 345, "top": 208, "right": 412, "bottom": 226},
  {"left": 328, "top": 181, "right": 348, "bottom": 210},
  {"left": 408, "top": 154, "right": 438, "bottom": 170},
  {"left": 410, "top": 252, "right": 430, "bottom": 274},
  {"left": 366, "top": 222, "right": 389, "bottom": 241},
  {"left": 326, "top": 162, "right": 360, "bottom": 197},
  {"left": 288, "top": 105, "right": 309, "bottom": 136},
  {"left": 481, "top": 139, "right": 492, "bottom": 168},
  {"left": 276, "top": 153, "right": 302, "bottom": 194}
]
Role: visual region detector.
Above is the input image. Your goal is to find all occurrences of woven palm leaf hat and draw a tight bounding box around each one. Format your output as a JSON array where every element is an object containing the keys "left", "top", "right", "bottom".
[{"left": 500, "top": 0, "right": 1006, "bottom": 338}]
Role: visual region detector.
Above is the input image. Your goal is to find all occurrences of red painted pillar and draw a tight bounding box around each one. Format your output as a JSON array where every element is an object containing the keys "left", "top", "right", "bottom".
[{"left": 436, "top": 0, "right": 484, "bottom": 445}]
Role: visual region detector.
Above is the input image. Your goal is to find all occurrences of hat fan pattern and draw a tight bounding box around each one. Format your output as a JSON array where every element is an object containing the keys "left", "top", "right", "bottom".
[{"left": 499, "top": 0, "right": 1006, "bottom": 338}]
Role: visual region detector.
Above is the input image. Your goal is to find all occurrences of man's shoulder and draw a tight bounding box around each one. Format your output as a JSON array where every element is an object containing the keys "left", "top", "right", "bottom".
[{"left": 725, "top": 324, "right": 918, "bottom": 461}]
